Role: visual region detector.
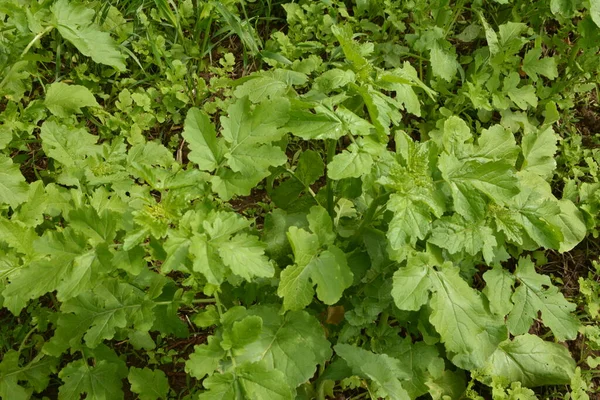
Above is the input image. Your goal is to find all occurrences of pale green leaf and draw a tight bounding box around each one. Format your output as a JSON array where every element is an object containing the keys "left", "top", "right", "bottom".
[
  {"left": 0, "top": 218, "right": 37, "bottom": 256},
  {"left": 429, "top": 265, "right": 507, "bottom": 370},
  {"left": 307, "top": 206, "right": 336, "bottom": 246},
  {"left": 428, "top": 216, "right": 497, "bottom": 263},
  {"left": 387, "top": 196, "right": 433, "bottom": 249},
  {"left": 439, "top": 153, "right": 519, "bottom": 220},
  {"left": 52, "top": 0, "right": 127, "bottom": 70},
  {"left": 483, "top": 266, "right": 516, "bottom": 316},
  {"left": 185, "top": 337, "right": 226, "bottom": 379},
  {"left": 335, "top": 344, "right": 411, "bottom": 400},
  {"left": 40, "top": 120, "right": 100, "bottom": 167},
  {"left": 285, "top": 107, "right": 344, "bottom": 140},
  {"left": 239, "top": 306, "right": 332, "bottom": 387},
  {"left": 550, "top": 0, "right": 576, "bottom": 17},
  {"left": 199, "top": 362, "right": 293, "bottom": 400},
  {"left": 278, "top": 228, "right": 352, "bottom": 310},
  {"left": 327, "top": 145, "right": 373, "bottom": 180},
  {"left": 521, "top": 126, "right": 558, "bottom": 180},
  {"left": 474, "top": 125, "right": 519, "bottom": 164},
  {"left": 481, "top": 334, "right": 575, "bottom": 387},
  {"left": 430, "top": 44, "right": 458, "bottom": 82},
  {"left": 507, "top": 257, "right": 579, "bottom": 340},
  {"left": 510, "top": 186, "right": 562, "bottom": 249},
  {"left": 590, "top": 0, "right": 600, "bottom": 27},
  {"left": 182, "top": 108, "right": 222, "bottom": 171},
  {"left": 218, "top": 234, "right": 274, "bottom": 281},
  {"left": 226, "top": 143, "right": 287, "bottom": 174},
  {"left": 392, "top": 263, "right": 431, "bottom": 311},
  {"left": 548, "top": 200, "right": 586, "bottom": 253},
  {"left": 190, "top": 234, "right": 225, "bottom": 285},
  {"left": 0, "top": 155, "right": 28, "bottom": 209},
  {"left": 309, "top": 246, "right": 353, "bottom": 305},
  {"left": 44, "top": 82, "right": 99, "bottom": 117},
  {"left": 504, "top": 73, "right": 538, "bottom": 110}
]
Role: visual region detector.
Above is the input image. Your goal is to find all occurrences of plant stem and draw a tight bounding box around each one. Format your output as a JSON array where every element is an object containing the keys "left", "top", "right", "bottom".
[{"left": 326, "top": 139, "right": 336, "bottom": 218}]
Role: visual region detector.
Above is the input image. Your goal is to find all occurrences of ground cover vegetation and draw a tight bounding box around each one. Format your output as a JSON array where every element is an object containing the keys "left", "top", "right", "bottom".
[{"left": 1, "top": 0, "right": 600, "bottom": 398}]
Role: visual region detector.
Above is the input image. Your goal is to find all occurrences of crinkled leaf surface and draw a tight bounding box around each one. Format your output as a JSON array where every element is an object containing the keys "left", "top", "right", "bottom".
[{"left": 479, "top": 334, "right": 575, "bottom": 387}]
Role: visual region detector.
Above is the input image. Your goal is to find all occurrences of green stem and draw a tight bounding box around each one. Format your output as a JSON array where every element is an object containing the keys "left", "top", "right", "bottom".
[
  {"left": 0, "top": 25, "right": 54, "bottom": 92},
  {"left": 286, "top": 168, "right": 321, "bottom": 206},
  {"left": 567, "top": 40, "right": 582, "bottom": 74},
  {"left": 21, "top": 25, "right": 54, "bottom": 58},
  {"left": 154, "top": 298, "right": 216, "bottom": 306},
  {"left": 351, "top": 192, "right": 391, "bottom": 243},
  {"left": 326, "top": 140, "right": 336, "bottom": 218}
]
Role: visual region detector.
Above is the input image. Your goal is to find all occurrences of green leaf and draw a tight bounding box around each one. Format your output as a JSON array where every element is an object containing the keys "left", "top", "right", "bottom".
[
  {"left": 40, "top": 121, "right": 100, "bottom": 167},
  {"left": 522, "top": 47, "right": 558, "bottom": 82},
  {"left": 387, "top": 196, "right": 433, "bottom": 249},
  {"left": 190, "top": 234, "right": 226, "bottom": 285},
  {"left": 198, "top": 362, "right": 294, "bottom": 400},
  {"left": 45, "top": 279, "right": 155, "bottom": 354},
  {"left": 430, "top": 44, "right": 458, "bottom": 82},
  {"left": 13, "top": 181, "right": 48, "bottom": 227},
  {"left": 428, "top": 215, "right": 497, "bottom": 263},
  {"left": 221, "top": 97, "right": 289, "bottom": 144},
  {"left": 521, "top": 126, "right": 558, "bottom": 180},
  {"left": 510, "top": 186, "right": 562, "bottom": 249},
  {"left": 480, "top": 334, "right": 575, "bottom": 387},
  {"left": 590, "top": 0, "right": 600, "bottom": 28},
  {"left": 507, "top": 257, "right": 579, "bottom": 340},
  {"left": 331, "top": 24, "right": 372, "bottom": 80},
  {"left": 221, "top": 315, "right": 263, "bottom": 350},
  {"left": 218, "top": 234, "right": 274, "bottom": 281},
  {"left": 391, "top": 263, "right": 432, "bottom": 311},
  {"left": 58, "top": 352, "right": 127, "bottom": 400},
  {"left": 550, "top": 0, "right": 576, "bottom": 17},
  {"left": 0, "top": 155, "right": 28, "bottom": 209},
  {"left": 0, "top": 218, "right": 37, "bottom": 256},
  {"left": 503, "top": 73, "right": 538, "bottom": 110},
  {"left": 334, "top": 344, "right": 411, "bottom": 400},
  {"left": 483, "top": 266, "right": 516, "bottom": 316},
  {"left": 0, "top": 351, "right": 58, "bottom": 400},
  {"left": 278, "top": 227, "right": 352, "bottom": 310},
  {"left": 429, "top": 265, "right": 507, "bottom": 369},
  {"left": 51, "top": 0, "right": 127, "bottom": 70},
  {"left": 474, "top": 125, "right": 519, "bottom": 164},
  {"left": 327, "top": 144, "right": 373, "bottom": 180},
  {"left": 3, "top": 229, "right": 112, "bottom": 314},
  {"left": 314, "top": 68, "right": 355, "bottom": 92},
  {"left": 44, "top": 82, "right": 99, "bottom": 118},
  {"left": 185, "top": 336, "right": 226, "bottom": 379},
  {"left": 239, "top": 306, "right": 332, "bottom": 387},
  {"left": 439, "top": 153, "right": 519, "bottom": 220},
  {"left": 128, "top": 367, "right": 170, "bottom": 400},
  {"left": 285, "top": 107, "right": 344, "bottom": 140},
  {"left": 548, "top": 200, "right": 586, "bottom": 253},
  {"left": 441, "top": 116, "right": 471, "bottom": 154},
  {"left": 182, "top": 108, "right": 223, "bottom": 171},
  {"left": 295, "top": 150, "right": 325, "bottom": 186},
  {"left": 307, "top": 206, "right": 336, "bottom": 246}
]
